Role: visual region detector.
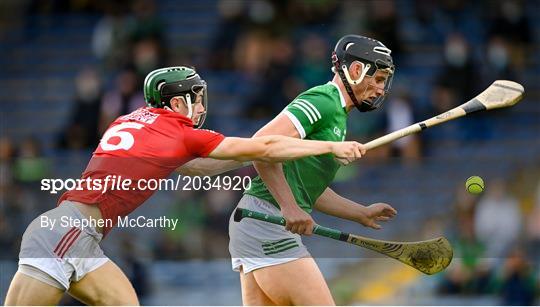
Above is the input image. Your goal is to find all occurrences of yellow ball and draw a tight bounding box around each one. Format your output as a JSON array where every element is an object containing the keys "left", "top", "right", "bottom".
[{"left": 466, "top": 176, "right": 485, "bottom": 194}]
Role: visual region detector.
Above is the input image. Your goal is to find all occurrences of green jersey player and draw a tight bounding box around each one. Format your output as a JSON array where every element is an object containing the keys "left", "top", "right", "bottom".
[
  {"left": 229, "top": 35, "right": 399, "bottom": 305},
  {"left": 246, "top": 82, "right": 349, "bottom": 213}
]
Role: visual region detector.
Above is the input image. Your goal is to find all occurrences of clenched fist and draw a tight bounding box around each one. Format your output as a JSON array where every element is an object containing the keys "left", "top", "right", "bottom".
[
  {"left": 331, "top": 141, "right": 366, "bottom": 165},
  {"left": 281, "top": 205, "right": 314, "bottom": 235}
]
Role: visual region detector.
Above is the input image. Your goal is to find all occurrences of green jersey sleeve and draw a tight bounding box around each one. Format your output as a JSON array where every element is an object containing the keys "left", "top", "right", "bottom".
[{"left": 283, "top": 90, "right": 335, "bottom": 139}]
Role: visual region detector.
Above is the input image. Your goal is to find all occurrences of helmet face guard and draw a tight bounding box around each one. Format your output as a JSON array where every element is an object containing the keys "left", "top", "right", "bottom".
[
  {"left": 332, "top": 35, "right": 395, "bottom": 112},
  {"left": 144, "top": 66, "right": 208, "bottom": 127},
  {"left": 359, "top": 59, "right": 394, "bottom": 110},
  {"left": 191, "top": 84, "right": 207, "bottom": 128},
  {"left": 159, "top": 77, "right": 208, "bottom": 127}
]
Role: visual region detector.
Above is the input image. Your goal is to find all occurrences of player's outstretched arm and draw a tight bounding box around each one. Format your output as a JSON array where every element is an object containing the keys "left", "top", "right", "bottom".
[
  {"left": 207, "top": 135, "right": 364, "bottom": 163},
  {"left": 176, "top": 158, "right": 249, "bottom": 177}
]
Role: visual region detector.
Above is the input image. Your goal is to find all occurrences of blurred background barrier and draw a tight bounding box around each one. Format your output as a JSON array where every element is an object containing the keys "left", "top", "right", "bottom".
[{"left": 0, "top": 0, "right": 539, "bottom": 305}]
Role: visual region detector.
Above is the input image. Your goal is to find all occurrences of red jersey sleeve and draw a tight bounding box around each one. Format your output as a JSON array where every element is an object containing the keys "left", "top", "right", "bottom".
[{"left": 184, "top": 127, "right": 225, "bottom": 157}]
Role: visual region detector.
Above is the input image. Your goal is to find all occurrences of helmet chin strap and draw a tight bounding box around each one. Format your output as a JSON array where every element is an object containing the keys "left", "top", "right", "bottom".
[
  {"left": 331, "top": 52, "right": 376, "bottom": 112},
  {"left": 181, "top": 93, "right": 206, "bottom": 126},
  {"left": 184, "top": 93, "right": 193, "bottom": 119}
]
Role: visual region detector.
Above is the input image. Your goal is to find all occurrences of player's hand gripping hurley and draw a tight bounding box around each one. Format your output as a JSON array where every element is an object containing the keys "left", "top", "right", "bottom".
[
  {"left": 234, "top": 208, "right": 453, "bottom": 275},
  {"left": 365, "top": 80, "right": 524, "bottom": 150}
]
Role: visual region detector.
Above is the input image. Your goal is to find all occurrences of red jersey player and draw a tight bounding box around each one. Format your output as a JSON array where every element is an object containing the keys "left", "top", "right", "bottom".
[{"left": 5, "top": 66, "right": 366, "bottom": 305}]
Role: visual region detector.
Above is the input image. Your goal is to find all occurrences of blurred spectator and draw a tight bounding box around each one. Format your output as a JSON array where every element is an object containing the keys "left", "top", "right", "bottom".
[
  {"left": 365, "top": 0, "right": 403, "bottom": 59},
  {"left": 474, "top": 179, "right": 522, "bottom": 262},
  {"left": 0, "top": 213, "right": 18, "bottom": 258},
  {"left": 154, "top": 189, "right": 206, "bottom": 259},
  {"left": 0, "top": 137, "right": 38, "bottom": 258},
  {"left": 384, "top": 91, "right": 421, "bottom": 161},
  {"left": 488, "top": 0, "right": 531, "bottom": 44},
  {"left": 482, "top": 35, "right": 518, "bottom": 87},
  {"left": 154, "top": 234, "right": 189, "bottom": 260},
  {"left": 496, "top": 249, "right": 537, "bottom": 305},
  {"left": 285, "top": 0, "right": 339, "bottom": 26},
  {"left": 13, "top": 137, "right": 54, "bottom": 225},
  {"left": 245, "top": 35, "right": 294, "bottom": 118},
  {"left": 234, "top": 30, "right": 274, "bottom": 77},
  {"left": 132, "top": 38, "right": 165, "bottom": 79},
  {"left": 14, "top": 137, "right": 49, "bottom": 183},
  {"left": 453, "top": 188, "right": 483, "bottom": 268},
  {"left": 347, "top": 111, "right": 386, "bottom": 144},
  {"left": 438, "top": 262, "right": 472, "bottom": 295},
  {"left": 436, "top": 33, "right": 479, "bottom": 104},
  {"left": 207, "top": 0, "right": 248, "bottom": 70},
  {"left": 526, "top": 181, "right": 540, "bottom": 263},
  {"left": 488, "top": 0, "right": 531, "bottom": 69},
  {"left": 336, "top": 0, "right": 369, "bottom": 39},
  {"left": 92, "top": 1, "right": 132, "bottom": 71},
  {"left": 0, "top": 137, "right": 18, "bottom": 257},
  {"left": 439, "top": 186, "right": 486, "bottom": 294},
  {"left": 99, "top": 68, "right": 144, "bottom": 133},
  {"left": 438, "top": 0, "right": 468, "bottom": 24},
  {"left": 293, "top": 33, "right": 330, "bottom": 88},
  {"left": 430, "top": 84, "right": 456, "bottom": 115},
  {"left": 120, "top": 237, "right": 151, "bottom": 301},
  {"left": 25, "top": 0, "right": 71, "bottom": 15},
  {"left": 0, "top": 136, "right": 16, "bottom": 188},
  {"left": 246, "top": 0, "right": 277, "bottom": 26},
  {"left": 127, "top": 0, "right": 164, "bottom": 44},
  {"left": 57, "top": 68, "right": 103, "bottom": 149},
  {"left": 408, "top": 0, "right": 442, "bottom": 43},
  {"left": 432, "top": 33, "right": 490, "bottom": 141},
  {"left": 202, "top": 189, "right": 237, "bottom": 258},
  {"left": 426, "top": 85, "right": 462, "bottom": 143}
]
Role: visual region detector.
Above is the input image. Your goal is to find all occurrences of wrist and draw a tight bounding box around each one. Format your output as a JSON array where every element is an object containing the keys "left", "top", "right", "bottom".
[
  {"left": 352, "top": 205, "right": 368, "bottom": 222},
  {"left": 328, "top": 142, "right": 336, "bottom": 154}
]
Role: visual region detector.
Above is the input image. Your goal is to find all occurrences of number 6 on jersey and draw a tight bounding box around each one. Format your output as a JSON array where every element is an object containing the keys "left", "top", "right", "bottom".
[{"left": 100, "top": 122, "right": 145, "bottom": 151}]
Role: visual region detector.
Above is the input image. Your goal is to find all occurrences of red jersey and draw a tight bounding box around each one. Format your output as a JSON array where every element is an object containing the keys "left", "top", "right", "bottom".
[{"left": 59, "top": 107, "right": 225, "bottom": 235}]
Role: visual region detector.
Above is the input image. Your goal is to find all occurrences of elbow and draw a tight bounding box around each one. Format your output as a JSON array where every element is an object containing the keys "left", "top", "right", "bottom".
[
  {"left": 237, "top": 136, "right": 284, "bottom": 163},
  {"left": 257, "top": 136, "right": 284, "bottom": 162},
  {"left": 176, "top": 159, "right": 208, "bottom": 176}
]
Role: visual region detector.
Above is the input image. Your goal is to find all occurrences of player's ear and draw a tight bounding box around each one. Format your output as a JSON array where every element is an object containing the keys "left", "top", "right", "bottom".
[
  {"left": 349, "top": 61, "right": 363, "bottom": 80},
  {"left": 169, "top": 97, "right": 183, "bottom": 113}
]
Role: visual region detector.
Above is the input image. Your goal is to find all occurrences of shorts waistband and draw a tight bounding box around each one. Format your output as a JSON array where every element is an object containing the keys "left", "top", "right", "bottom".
[{"left": 241, "top": 194, "right": 281, "bottom": 215}]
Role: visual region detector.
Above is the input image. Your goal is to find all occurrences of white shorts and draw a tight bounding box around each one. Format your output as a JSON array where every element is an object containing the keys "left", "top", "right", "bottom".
[
  {"left": 18, "top": 201, "right": 109, "bottom": 290},
  {"left": 229, "top": 194, "right": 310, "bottom": 273}
]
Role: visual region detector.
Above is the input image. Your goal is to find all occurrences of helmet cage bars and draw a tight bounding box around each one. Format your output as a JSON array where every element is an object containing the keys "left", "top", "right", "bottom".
[
  {"left": 144, "top": 66, "right": 208, "bottom": 127},
  {"left": 332, "top": 35, "right": 395, "bottom": 112},
  {"left": 159, "top": 77, "right": 208, "bottom": 127}
]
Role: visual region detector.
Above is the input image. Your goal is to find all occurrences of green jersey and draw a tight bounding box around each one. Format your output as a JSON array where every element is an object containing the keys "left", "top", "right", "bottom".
[{"left": 246, "top": 81, "right": 348, "bottom": 212}]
